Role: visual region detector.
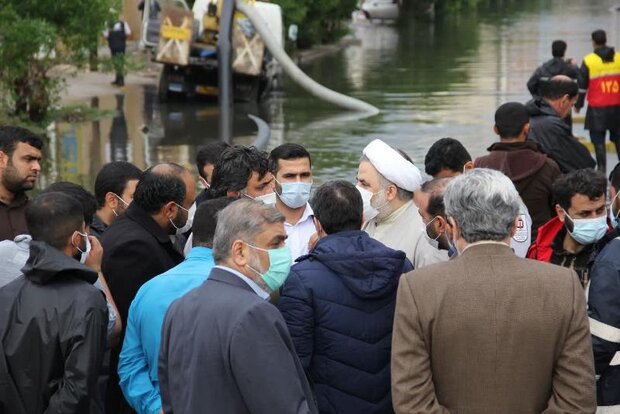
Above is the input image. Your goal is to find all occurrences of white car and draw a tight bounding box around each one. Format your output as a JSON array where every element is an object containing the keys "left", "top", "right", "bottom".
[{"left": 360, "top": 0, "right": 401, "bottom": 21}]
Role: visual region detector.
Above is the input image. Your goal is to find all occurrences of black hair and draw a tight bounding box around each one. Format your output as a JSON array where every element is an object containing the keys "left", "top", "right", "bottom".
[
  {"left": 551, "top": 40, "right": 567, "bottom": 58},
  {"left": 424, "top": 138, "right": 472, "bottom": 177},
  {"left": 268, "top": 143, "right": 312, "bottom": 174},
  {"left": 310, "top": 180, "right": 362, "bottom": 235},
  {"left": 42, "top": 182, "right": 98, "bottom": 227},
  {"left": 421, "top": 177, "right": 451, "bottom": 217},
  {"left": 592, "top": 29, "right": 607, "bottom": 46},
  {"left": 209, "top": 146, "right": 269, "bottom": 198},
  {"left": 541, "top": 77, "right": 579, "bottom": 100},
  {"left": 553, "top": 169, "right": 607, "bottom": 210},
  {"left": 133, "top": 166, "right": 186, "bottom": 214},
  {"left": 494, "top": 102, "right": 530, "bottom": 139},
  {"left": 0, "top": 126, "right": 44, "bottom": 156},
  {"left": 610, "top": 163, "right": 620, "bottom": 191},
  {"left": 27, "top": 192, "right": 84, "bottom": 250},
  {"left": 192, "top": 197, "right": 236, "bottom": 247},
  {"left": 195, "top": 141, "right": 230, "bottom": 179},
  {"left": 94, "top": 161, "right": 142, "bottom": 207}
]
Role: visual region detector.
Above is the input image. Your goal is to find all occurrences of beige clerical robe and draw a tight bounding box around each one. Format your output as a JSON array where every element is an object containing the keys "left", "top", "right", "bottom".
[{"left": 363, "top": 200, "right": 448, "bottom": 269}]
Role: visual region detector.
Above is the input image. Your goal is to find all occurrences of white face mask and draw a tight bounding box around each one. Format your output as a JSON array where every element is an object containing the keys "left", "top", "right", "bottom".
[
  {"left": 356, "top": 186, "right": 380, "bottom": 222},
  {"left": 74, "top": 231, "right": 91, "bottom": 264},
  {"left": 244, "top": 191, "right": 276, "bottom": 205},
  {"left": 170, "top": 202, "right": 193, "bottom": 235},
  {"left": 424, "top": 216, "right": 441, "bottom": 249}
]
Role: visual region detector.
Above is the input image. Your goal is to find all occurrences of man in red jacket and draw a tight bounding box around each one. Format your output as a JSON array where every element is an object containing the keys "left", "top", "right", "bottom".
[{"left": 527, "top": 168, "right": 609, "bottom": 287}]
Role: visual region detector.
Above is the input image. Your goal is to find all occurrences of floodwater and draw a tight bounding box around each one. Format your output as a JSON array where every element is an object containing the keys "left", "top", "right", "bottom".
[{"left": 46, "top": 0, "right": 620, "bottom": 189}]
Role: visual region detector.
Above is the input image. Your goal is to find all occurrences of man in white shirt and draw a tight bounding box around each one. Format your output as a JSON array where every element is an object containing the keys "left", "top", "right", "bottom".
[{"left": 269, "top": 144, "right": 315, "bottom": 262}]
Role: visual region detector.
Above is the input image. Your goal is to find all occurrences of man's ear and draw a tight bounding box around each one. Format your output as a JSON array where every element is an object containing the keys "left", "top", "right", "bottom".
[
  {"left": 463, "top": 161, "right": 474, "bottom": 172},
  {"left": 522, "top": 122, "right": 530, "bottom": 138},
  {"left": 493, "top": 124, "right": 500, "bottom": 136},
  {"left": 231, "top": 239, "right": 249, "bottom": 267},
  {"left": 446, "top": 216, "right": 459, "bottom": 240},
  {"left": 386, "top": 184, "right": 398, "bottom": 202},
  {"left": 555, "top": 204, "right": 566, "bottom": 222},
  {"left": 436, "top": 215, "right": 447, "bottom": 233},
  {"left": 162, "top": 201, "right": 177, "bottom": 219},
  {"left": 105, "top": 192, "right": 118, "bottom": 209},
  {"left": 313, "top": 217, "right": 324, "bottom": 237}
]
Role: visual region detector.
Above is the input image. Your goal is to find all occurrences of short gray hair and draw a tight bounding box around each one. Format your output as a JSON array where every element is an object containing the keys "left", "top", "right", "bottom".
[
  {"left": 212, "top": 199, "right": 285, "bottom": 262},
  {"left": 444, "top": 168, "right": 520, "bottom": 243},
  {"left": 359, "top": 155, "right": 413, "bottom": 201}
]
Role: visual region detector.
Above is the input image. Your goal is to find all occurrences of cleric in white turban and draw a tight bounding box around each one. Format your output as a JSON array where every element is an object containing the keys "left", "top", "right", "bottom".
[{"left": 357, "top": 139, "right": 448, "bottom": 268}]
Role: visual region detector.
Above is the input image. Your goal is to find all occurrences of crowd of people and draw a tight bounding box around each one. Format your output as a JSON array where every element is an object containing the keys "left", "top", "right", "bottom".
[{"left": 0, "top": 29, "right": 619, "bottom": 414}]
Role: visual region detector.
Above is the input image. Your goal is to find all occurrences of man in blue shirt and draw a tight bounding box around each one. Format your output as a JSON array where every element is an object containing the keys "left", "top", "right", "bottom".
[{"left": 118, "top": 197, "right": 233, "bottom": 414}]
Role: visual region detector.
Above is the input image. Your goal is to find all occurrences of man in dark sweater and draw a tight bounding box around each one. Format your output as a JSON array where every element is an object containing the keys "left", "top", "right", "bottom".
[{"left": 475, "top": 102, "right": 561, "bottom": 238}]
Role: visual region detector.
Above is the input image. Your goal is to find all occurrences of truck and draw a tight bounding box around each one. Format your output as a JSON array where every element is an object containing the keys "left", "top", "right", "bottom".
[{"left": 139, "top": 0, "right": 283, "bottom": 102}]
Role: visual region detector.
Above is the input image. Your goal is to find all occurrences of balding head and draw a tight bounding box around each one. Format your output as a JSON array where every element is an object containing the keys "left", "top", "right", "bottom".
[
  {"left": 541, "top": 75, "right": 579, "bottom": 118},
  {"left": 132, "top": 163, "right": 197, "bottom": 234}
]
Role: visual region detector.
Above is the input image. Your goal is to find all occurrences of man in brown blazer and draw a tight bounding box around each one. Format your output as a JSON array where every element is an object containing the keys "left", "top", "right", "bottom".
[{"left": 391, "top": 168, "right": 596, "bottom": 414}]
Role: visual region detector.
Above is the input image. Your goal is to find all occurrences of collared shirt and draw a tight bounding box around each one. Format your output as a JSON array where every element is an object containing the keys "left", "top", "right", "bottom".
[
  {"left": 0, "top": 192, "right": 29, "bottom": 241},
  {"left": 214, "top": 265, "right": 270, "bottom": 300},
  {"left": 284, "top": 204, "right": 315, "bottom": 261},
  {"left": 118, "top": 247, "right": 215, "bottom": 414}
]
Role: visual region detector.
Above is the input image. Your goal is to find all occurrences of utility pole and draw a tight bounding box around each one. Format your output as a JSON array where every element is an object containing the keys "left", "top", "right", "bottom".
[{"left": 218, "top": 0, "right": 235, "bottom": 144}]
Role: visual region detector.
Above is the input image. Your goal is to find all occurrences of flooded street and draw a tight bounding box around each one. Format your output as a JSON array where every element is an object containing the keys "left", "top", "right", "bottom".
[{"left": 48, "top": 0, "right": 620, "bottom": 189}]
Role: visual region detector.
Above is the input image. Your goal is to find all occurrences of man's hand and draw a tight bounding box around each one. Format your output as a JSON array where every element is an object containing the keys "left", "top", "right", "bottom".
[{"left": 85, "top": 236, "right": 103, "bottom": 273}]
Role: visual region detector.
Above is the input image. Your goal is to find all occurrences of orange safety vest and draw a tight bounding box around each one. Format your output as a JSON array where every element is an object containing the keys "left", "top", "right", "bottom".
[{"left": 584, "top": 51, "right": 620, "bottom": 107}]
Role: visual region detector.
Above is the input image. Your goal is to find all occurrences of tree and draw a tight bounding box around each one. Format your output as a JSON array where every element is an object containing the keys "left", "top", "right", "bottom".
[
  {"left": 271, "top": 0, "right": 357, "bottom": 48},
  {"left": 0, "top": 0, "right": 117, "bottom": 123}
]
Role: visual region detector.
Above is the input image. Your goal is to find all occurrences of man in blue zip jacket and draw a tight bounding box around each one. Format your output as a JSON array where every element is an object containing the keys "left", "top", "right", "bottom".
[
  {"left": 278, "top": 180, "right": 413, "bottom": 414},
  {"left": 118, "top": 197, "right": 233, "bottom": 414},
  {"left": 588, "top": 162, "right": 620, "bottom": 411}
]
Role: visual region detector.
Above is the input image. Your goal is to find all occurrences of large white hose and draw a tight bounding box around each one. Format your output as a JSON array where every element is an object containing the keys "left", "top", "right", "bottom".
[{"left": 235, "top": 0, "right": 380, "bottom": 115}]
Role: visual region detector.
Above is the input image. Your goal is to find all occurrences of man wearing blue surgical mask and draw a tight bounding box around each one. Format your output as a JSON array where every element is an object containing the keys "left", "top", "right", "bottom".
[
  {"left": 528, "top": 168, "right": 611, "bottom": 287},
  {"left": 269, "top": 143, "right": 315, "bottom": 262}
]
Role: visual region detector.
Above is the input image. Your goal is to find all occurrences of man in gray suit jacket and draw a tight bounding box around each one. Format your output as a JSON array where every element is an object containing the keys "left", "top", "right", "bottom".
[
  {"left": 158, "top": 199, "right": 318, "bottom": 414},
  {"left": 391, "top": 168, "right": 596, "bottom": 414}
]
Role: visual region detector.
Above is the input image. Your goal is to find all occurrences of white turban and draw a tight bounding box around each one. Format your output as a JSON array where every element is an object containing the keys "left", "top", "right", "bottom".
[{"left": 362, "top": 139, "right": 423, "bottom": 192}]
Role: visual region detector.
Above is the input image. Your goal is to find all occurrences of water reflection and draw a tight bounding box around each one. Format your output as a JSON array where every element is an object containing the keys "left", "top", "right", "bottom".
[
  {"left": 47, "top": 0, "right": 620, "bottom": 189},
  {"left": 53, "top": 85, "right": 285, "bottom": 190}
]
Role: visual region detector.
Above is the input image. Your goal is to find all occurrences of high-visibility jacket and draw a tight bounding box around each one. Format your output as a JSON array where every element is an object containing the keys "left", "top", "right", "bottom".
[{"left": 584, "top": 51, "right": 620, "bottom": 107}]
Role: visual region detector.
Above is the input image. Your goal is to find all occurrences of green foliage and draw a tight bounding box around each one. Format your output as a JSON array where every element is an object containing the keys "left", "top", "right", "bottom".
[
  {"left": 271, "top": 0, "right": 358, "bottom": 48},
  {"left": 0, "top": 0, "right": 117, "bottom": 123}
]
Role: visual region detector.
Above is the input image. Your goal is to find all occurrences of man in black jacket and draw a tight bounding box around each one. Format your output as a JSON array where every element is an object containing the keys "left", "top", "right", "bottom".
[
  {"left": 101, "top": 163, "right": 195, "bottom": 414},
  {"left": 0, "top": 192, "right": 108, "bottom": 414},
  {"left": 526, "top": 75, "right": 596, "bottom": 173},
  {"left": 527, "top": 40, "right": 579, "bottom": 99}
]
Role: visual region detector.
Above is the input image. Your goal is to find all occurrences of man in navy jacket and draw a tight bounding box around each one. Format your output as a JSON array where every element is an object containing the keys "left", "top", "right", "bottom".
[{"left": 278, "top": 180, "right": 412, "bottom": 414}]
